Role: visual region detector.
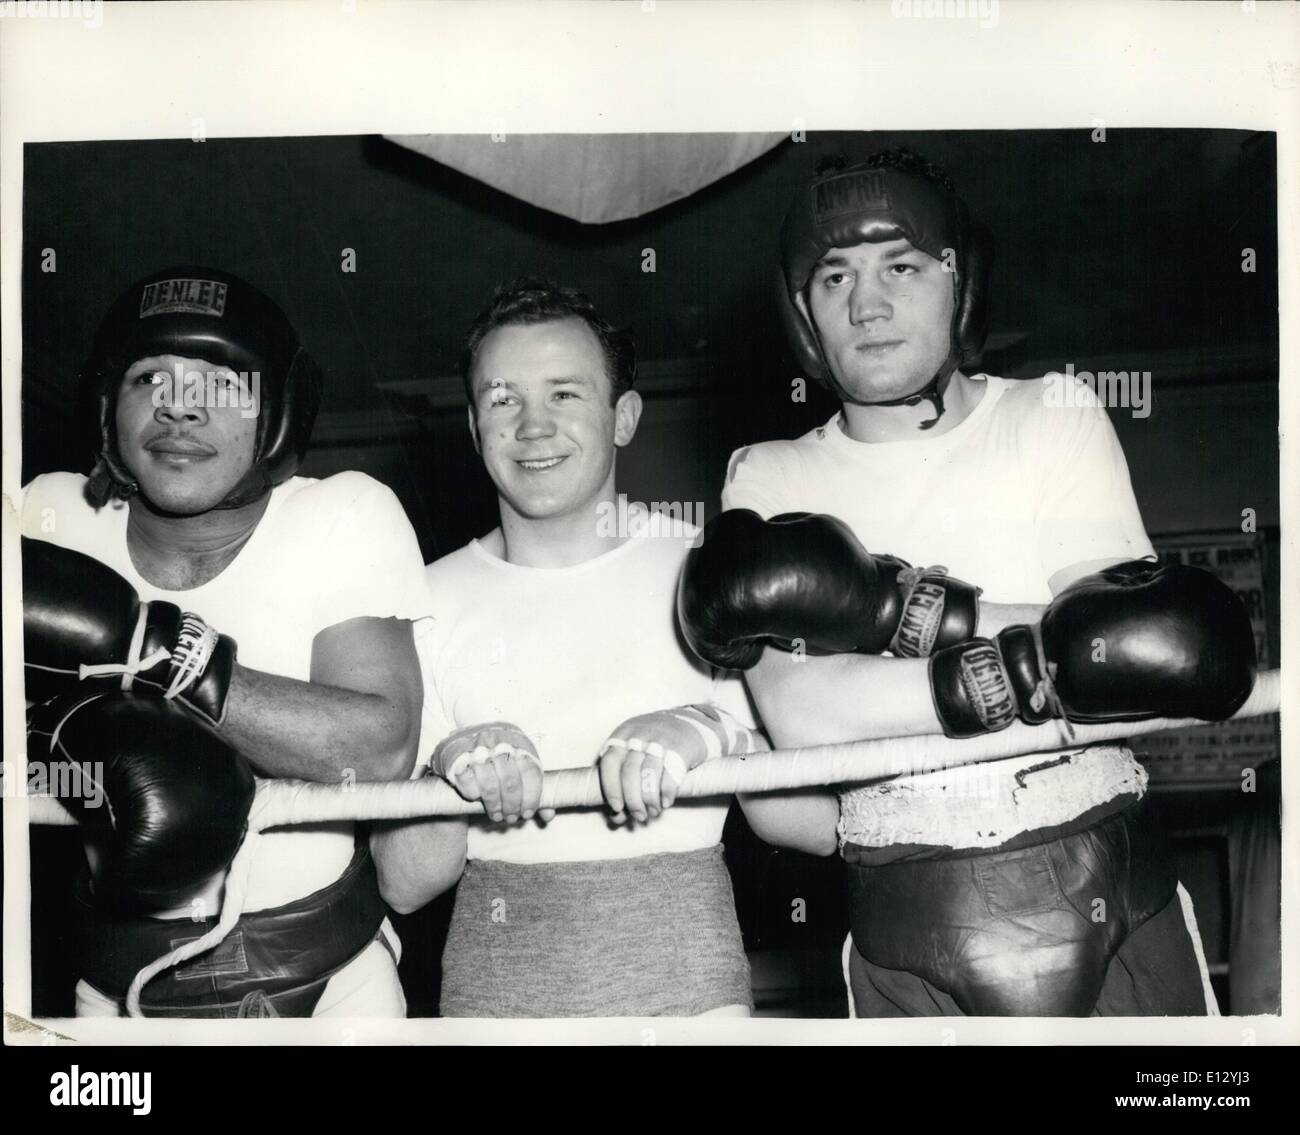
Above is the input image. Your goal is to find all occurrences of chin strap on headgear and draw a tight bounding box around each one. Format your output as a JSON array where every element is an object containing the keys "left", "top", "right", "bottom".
[
  {"left": 843, "top": 350, "right": 956, "bottom": 429},
  {"left": 880, "top": 372, "right": 948, "bottom": 429}
]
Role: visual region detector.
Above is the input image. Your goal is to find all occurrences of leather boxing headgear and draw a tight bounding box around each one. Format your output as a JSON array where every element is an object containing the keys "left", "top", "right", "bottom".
[
  {"left": 85, "top": 266, "right": 323, "bottom": 509},
  {"left": 778, "top": 159, "right": 992, "bottom": 425}
]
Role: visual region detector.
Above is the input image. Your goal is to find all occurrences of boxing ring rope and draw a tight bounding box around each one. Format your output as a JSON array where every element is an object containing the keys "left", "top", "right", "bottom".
[
  {"left": 13, "top": 668, "right": 1282, "bottom": 1016},
  {"left": 23, "top": 669, "right": 1282, "bottom": 829}
]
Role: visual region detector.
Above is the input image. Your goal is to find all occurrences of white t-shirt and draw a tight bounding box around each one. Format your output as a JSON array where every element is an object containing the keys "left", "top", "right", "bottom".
[
  {"left": 724, "top": 374, "right": 1153, "bottom": 604},
  {"left": 419, "top": 511, "right": 755, "bottom": 865},
  {"left": 721, "top": 374, "right": 1156, "bottom": 847},
  {"left": 22, "top": 471, "right": 434, "bottom": 911}
]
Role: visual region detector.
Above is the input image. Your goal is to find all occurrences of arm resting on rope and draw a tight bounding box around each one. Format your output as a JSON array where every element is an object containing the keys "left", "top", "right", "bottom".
[
  {"left": 745, "top": 647, "right": 941, "bottom": 748},
  {"left": 741, "top": 580, "right": 1108, "bottom": 748}
]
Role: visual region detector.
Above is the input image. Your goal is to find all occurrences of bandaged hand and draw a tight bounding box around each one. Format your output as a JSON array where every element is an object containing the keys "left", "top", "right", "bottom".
[
  {"left": 429, "top": 721, "right": 554, "bottom": 824},
  {"left": 598, "top": 704, "right": 766, "bottom": 825}
]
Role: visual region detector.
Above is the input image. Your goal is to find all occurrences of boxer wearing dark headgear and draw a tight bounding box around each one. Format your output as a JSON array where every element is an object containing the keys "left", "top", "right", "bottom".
[
  {"left": 777, "top": 155, "right": 992, "bottom": 429},
  {"left": 22, "top": 266, "right": 431, "bottom": 1017},
  {"left": 84, "top": 267, "right": 323, "bottom": 512},
  {"left": 682, "top": 150, "right": 1244, "bottom": 1016}
]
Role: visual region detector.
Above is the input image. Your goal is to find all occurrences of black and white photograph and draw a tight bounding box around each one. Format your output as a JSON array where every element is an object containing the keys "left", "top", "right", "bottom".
[{"left": 2, "top": 0, "right": 1296, "bottom": 1085}]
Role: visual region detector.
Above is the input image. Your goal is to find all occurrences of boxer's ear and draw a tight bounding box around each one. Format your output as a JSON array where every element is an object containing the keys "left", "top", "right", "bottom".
[
  {"left": 466, "top": 406, "right": 481, "bottom": 456},
  {"left": 613, "top": 389, "right": 642, "bottom": 448}
]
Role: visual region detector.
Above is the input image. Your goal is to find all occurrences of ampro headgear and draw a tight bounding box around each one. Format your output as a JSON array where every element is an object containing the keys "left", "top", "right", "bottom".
[
  {"left": 778, "top": 161, "right": 992, "bottom": 426},
  {"left": 86, "top": 266, "right": 323, "bottom": 509}
]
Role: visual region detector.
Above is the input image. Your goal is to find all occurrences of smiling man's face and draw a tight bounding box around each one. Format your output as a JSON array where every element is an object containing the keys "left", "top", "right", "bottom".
[
  {"left": 799, "top": 237, "right": 956, "bottom": 403},
  {"left": 468, "top": 318, "right": 637, "bottom": 523},
  {"left": 115, "top": 354, "right": 259, "bottom": 515}
]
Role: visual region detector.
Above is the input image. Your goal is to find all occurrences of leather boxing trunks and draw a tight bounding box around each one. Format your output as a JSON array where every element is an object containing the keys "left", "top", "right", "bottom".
[
  {"left": 843, "top": 800, "right": 1181, "bottom": 1016},
  {"left": 75, "top": 842, "right": 387, "bottom": 1018}
]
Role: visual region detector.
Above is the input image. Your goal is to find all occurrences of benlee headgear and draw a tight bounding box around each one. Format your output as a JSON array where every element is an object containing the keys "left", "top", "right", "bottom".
[
  {"left": 778, "top": 162, "right": 992, "bottom": 427},
  {"left": 86, "top": 266, "right": 323, "bottom": 509}
]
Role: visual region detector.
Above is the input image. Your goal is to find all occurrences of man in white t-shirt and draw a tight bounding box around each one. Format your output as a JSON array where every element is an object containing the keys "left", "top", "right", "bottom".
[
  {"left": 678, "top": 151, "right": 1255, "bottom": 1016},
  {"left": 21, "top": 266, "right": 430, "bottom": 1017},
  {"left": 371, "top": 279, "right": 824, "bottom": 1017}
]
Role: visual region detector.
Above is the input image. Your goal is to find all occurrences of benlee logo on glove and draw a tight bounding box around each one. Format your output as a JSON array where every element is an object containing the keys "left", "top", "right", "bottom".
[{"left": 139, "top": 278, "right": 229, "bottom": 319}]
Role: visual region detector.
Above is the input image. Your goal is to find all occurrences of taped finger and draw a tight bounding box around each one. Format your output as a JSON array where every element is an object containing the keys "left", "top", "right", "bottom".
[{"left": 661, "top": 750, "right": 689, "bottom": 807}]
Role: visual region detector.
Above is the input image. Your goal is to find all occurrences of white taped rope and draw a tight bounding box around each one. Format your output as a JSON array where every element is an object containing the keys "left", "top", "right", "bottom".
[{"left": 23, "top": 669, "right": 1281, "bottom": 829}]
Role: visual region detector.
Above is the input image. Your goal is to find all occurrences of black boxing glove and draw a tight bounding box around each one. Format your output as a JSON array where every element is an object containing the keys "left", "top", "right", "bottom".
[
  {"left": 22, "top": 537, "right": 237, "bottom": 726},
  {"left": 27, "top": 692, "right": 256, "bottom": 913},
  {"left": 929, "top": 560, "right": 1257, "bottom": 739},
  {"left": 677, "top": 509, "right": 980, "bottom": 670}
]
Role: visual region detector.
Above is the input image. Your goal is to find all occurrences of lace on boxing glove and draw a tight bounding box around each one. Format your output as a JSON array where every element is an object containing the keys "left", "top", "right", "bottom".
[
  {"left": 77, "top": 606, "right": 220, "bottom": 703},
  {"left": 165, "top": 614, "right": 221, "bottom": 700},
  {"left": 77, "top": 604, "right": 165, "bottom": 689},
  {"left": 1027, "top": 620, "right": 1073, "bottom": 738}
]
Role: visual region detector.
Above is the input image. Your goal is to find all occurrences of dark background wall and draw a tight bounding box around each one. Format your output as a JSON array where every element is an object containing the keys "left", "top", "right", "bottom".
[
  {"left": 21, "top": 130, "right": 1280, "bottom": 1016},
  {"left": 22, "top": 130, "right": 1279, "bottom": 556}
]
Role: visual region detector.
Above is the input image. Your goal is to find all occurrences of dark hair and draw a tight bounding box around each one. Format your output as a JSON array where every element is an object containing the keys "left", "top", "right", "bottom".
[
  {"left": 815, "top": 147, "right": 958, "bottom": 196},
  {"left": 459, "top": 277, "right": 636, "bottom": 410}
]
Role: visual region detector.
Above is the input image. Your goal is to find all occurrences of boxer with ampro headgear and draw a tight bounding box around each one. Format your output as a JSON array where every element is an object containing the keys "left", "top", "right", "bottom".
[
  {"left": 679, "top": 150, "right": 1250, "bottom": 1016},
  {"left": 22, "top": 266, "right": 431, "bottom": 1017},
  {"left": 778, "top": 150, "right": 992, "bottom": 429}
]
